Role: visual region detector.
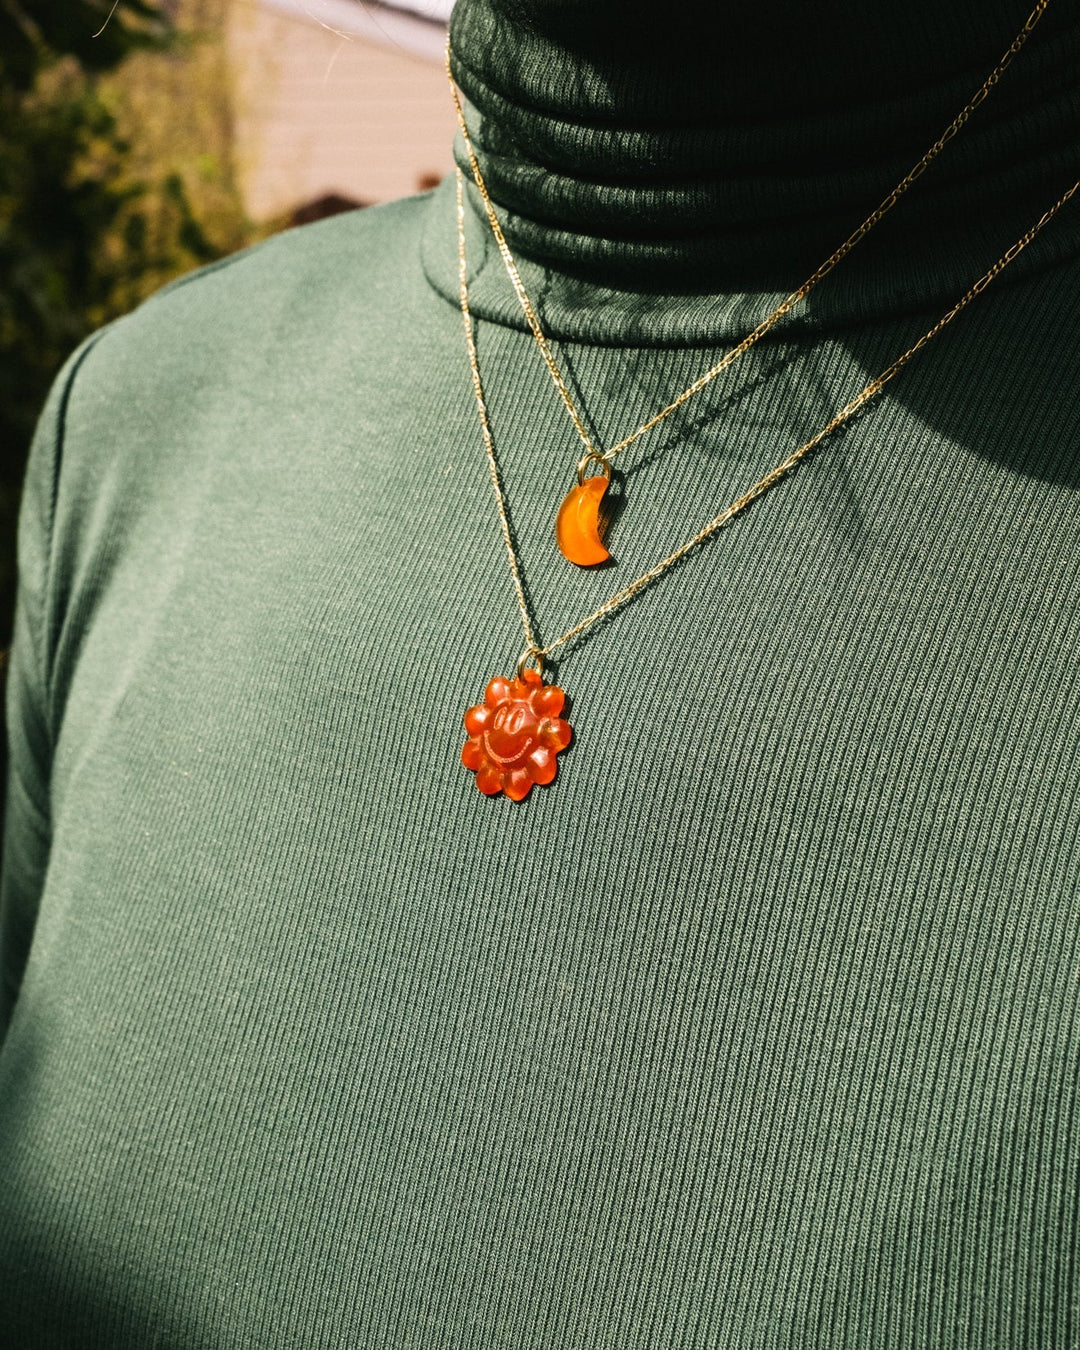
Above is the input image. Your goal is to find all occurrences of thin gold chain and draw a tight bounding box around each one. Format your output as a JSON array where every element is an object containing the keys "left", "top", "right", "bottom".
[
  {"left": 458, "top": 170, "right": 1079, "bottom": 666},
  {"left": 448, "top": 0, "right": 1050, "bottom": 470}
]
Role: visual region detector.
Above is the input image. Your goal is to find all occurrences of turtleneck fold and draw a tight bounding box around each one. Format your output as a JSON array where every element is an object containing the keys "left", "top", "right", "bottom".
[{"left": 435, "top": 0, "right": 1080, "bottom": 342}]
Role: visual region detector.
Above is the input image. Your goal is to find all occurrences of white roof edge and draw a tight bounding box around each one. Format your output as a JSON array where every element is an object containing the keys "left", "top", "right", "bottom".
[
  {"left": 259, "top": 0, "right": 450, "bottom": 63},
  {"left": 381, "top": 0, "right": 454, "bottom": 21}
]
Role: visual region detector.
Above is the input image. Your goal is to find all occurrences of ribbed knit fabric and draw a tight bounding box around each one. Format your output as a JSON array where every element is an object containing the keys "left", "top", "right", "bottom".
[
  {"left": 1, "top": 3, "right": 1078, "bottom": 1346},
  {"left": 446, "top": 0, "right": 1080, "bottom": 300}
]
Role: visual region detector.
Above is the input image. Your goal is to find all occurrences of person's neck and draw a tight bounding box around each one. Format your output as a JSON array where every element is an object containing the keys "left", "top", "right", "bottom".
[{"left": 425, "top": 0, "right": 1080, "bottom": 345}]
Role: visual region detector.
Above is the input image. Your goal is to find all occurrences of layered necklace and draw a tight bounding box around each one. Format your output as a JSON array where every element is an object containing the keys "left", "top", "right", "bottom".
[{"left": 449, "top": 1, "right": 1077, "bottom": 801}]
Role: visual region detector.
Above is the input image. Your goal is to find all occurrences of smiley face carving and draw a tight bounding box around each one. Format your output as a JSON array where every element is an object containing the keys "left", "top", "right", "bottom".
[{"left": 461, "top": 667, "right": 573, "bottom": 800}]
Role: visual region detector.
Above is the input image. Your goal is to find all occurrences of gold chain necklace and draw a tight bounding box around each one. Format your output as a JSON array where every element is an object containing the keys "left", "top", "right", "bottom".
[
  {"left": 453, "top": 41, "right": 1078, "bottom": 803},
  {"left": 447, "top": 2, "right": 1049, "bottom": 566}
]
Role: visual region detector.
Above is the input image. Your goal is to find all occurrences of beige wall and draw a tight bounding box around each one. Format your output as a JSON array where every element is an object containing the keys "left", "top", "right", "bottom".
[{"left": 228, "top": 1, "right": 457, "bottom": 220}]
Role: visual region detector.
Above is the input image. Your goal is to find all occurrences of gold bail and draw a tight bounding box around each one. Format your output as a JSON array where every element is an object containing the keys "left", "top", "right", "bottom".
[
  {"left": 576, "top": 451, "right": 612, "bottom": 487},
  {"left": 517, "top": 647, "right": 545, "bottom": 681}
]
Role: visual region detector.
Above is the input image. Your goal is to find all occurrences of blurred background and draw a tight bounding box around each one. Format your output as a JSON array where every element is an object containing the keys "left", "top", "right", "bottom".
[{"left": 0, "top": 0, "right": 457, "bottom": 659}]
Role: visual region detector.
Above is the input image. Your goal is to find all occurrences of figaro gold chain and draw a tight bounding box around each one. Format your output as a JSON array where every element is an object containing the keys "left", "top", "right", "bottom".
[
  {"left": 452, "top": 4, "right": 1077, "bottom": 801},
  {"left": 456, "top": 170, "right": 1079, "bottom": 670},
  {"left": 448, "top": 0, "right": 1051, "bottom": 478}
]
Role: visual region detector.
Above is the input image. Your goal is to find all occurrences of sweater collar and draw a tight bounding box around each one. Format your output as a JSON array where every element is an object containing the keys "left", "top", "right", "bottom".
[{"left": 422, "top": 0, "right": 1080, "bottom": 346}]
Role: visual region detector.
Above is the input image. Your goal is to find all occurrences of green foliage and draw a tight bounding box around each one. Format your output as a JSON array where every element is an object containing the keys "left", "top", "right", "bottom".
[
  {"left": 1, "top": 72, "right": 123, "bottom": 468},
  {"left": 0, "top": 0, "right": 246, "bottom": 645},
  {"left": 1, "top": 0, "right": 172, "bottom": 92}
]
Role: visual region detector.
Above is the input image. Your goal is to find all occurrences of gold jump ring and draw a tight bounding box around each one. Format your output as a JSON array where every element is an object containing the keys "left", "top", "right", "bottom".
[
  {"left": 576, "top": 451, "right": 613, "bottom": 487},
  {"left": 516, "top": 647, "right": 545, "bottom": 681}
]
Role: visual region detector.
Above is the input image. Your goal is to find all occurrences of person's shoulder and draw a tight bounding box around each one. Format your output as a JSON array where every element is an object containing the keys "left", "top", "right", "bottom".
[
  {"left": 161, "top": 191, "right": 426, "bottom": 298},
  {"left": 25, "top": 190, "right": 437, "bottom": 546},
  {"left": 115, "top": 189, "right": 433, "bottom": 350},
  {"left": 47, "top": 190, "right": 436, "bottom": 446}
]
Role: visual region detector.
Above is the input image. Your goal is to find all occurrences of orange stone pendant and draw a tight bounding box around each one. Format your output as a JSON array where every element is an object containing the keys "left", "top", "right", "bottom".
[
  {"left": 461, "top": 665, "right": 572, "bottom": 800},
  {"left": 556, "top": 454, "right": 612, "bottom": 565}
]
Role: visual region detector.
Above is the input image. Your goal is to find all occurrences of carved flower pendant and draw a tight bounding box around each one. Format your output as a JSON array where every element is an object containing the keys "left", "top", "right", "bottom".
[{"left": 461, "top": 667, "right": 573, "bottom": 800}]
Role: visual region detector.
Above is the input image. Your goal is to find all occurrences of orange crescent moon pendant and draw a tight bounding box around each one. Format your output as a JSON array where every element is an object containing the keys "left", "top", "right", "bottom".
[{"left": 555, "top": 474, "right": 611, "bottom": 565}]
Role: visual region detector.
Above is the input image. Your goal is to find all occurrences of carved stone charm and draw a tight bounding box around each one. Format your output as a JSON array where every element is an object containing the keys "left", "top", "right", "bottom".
[{"left": 461, "top": 667, "right": 572, "bottom": 800}]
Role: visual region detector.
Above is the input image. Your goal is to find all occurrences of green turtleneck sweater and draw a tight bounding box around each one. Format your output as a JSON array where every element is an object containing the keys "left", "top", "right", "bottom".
[{"left": 1, "top": 2, "right": 1078, "bottom": 1345}]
